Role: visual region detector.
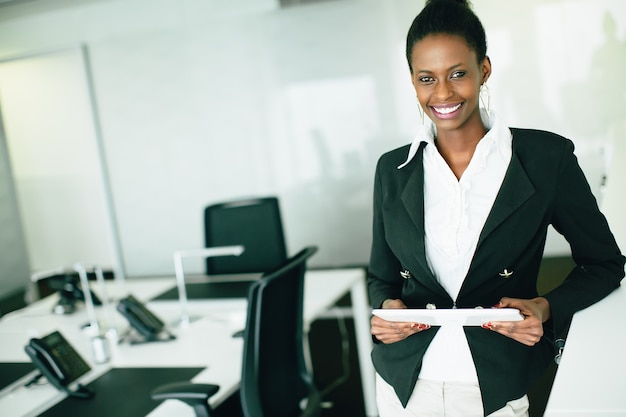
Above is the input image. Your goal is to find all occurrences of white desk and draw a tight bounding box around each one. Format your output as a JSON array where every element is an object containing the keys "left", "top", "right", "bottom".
[
  {"left": 0, "top": 269, "right": 377, "bottom": 417},
  {"left": 544, "top": 285, "right": 626, "bottom": 416}
]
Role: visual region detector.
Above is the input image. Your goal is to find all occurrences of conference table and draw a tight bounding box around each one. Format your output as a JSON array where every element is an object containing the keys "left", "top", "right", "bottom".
[
  {"left": 543, "top": 284, "right": 626, "bottom": 416},
  {"left": 0, "top": 268, "right": 377, "bottom": 417}
]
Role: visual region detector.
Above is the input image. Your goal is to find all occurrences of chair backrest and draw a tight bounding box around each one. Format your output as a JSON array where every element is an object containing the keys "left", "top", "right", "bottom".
[
  {"left": 240, "top": 246, "right": 320, "bottom": 417},
  {"left": 204, "top": 197, "right": 287, "bottom": 275}
]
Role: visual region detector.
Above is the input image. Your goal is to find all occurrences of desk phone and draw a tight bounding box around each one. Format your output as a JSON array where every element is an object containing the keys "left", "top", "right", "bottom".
[{"left": 24, "top": 330, "right": 93, "bottom": 398}]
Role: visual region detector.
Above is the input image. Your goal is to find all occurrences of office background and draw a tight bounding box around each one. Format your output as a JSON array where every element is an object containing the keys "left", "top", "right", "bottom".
[{"left": 0, "top": 0, "right": 625, "bottom": 301}]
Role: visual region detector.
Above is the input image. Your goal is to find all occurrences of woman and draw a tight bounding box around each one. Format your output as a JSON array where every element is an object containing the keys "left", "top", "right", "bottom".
[{"left": 368, "top": 0, "right": 625, "bottom": 416}]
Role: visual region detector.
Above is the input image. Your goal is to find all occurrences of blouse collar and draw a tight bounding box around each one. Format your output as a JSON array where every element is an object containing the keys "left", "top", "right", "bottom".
[{"left": 397, "top": 109, "right": 511, "bottom": 169}]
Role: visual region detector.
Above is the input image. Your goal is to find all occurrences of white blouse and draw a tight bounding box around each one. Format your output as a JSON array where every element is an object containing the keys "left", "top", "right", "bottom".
[{"left": 398, "top": 110, "right": 512, "bottom": 382}]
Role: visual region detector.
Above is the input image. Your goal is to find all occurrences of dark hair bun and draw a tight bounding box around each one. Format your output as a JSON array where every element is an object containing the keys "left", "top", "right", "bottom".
[
  {"left": 426, "top": 0, "right": 472, "bottom": 7},
  {"left": 406, "top": 0, "right": 486, "bottom": 72}
]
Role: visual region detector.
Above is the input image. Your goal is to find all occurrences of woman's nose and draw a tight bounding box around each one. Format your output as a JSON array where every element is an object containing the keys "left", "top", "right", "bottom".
[{"left": 434, "top": 80, "right": 453, "bottom": 100}]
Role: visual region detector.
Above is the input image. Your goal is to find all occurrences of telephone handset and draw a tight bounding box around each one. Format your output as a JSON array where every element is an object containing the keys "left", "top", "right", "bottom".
[
  {"left": 116, "top": 294, "right": 175, "bottom": 343},
  {"left": 24, "top": 330, "right": 93, "bottom": 398}
]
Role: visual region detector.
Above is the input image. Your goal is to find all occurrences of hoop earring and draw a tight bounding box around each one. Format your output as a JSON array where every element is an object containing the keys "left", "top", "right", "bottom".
[
  {"left": 417, "top": 98, "right": 424, "bottom": 125},
  {"left": 480, "top": 83, "right": 491, "bottom": 119}
]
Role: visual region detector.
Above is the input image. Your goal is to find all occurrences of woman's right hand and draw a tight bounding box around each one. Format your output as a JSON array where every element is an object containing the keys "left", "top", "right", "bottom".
[{"left": 371, "top": 299, "right": 431, "bottom": 344}]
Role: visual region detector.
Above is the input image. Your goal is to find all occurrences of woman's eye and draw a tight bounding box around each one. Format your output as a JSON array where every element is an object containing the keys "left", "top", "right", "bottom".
[
  {"left": 451, "top": 71, "right": 466, "bottom": 79},
  {"left": 418, "top": 76, "right": 434, "bottom": 83}
]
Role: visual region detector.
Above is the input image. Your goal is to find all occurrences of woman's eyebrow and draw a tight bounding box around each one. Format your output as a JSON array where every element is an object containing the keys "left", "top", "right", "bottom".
[{"left": 416, "top": 63, "right": 464, "bottom": 74}]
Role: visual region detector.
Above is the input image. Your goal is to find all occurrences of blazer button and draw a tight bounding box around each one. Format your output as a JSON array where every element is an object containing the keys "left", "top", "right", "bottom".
[{"left": 498, "top": 268, "right": 514, "bottom": 278}]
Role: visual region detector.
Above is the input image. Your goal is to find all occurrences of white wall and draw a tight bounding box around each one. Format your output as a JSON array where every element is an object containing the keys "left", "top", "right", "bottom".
[{"left": 0, "top": 0, "right": 624, "bottom": 277}]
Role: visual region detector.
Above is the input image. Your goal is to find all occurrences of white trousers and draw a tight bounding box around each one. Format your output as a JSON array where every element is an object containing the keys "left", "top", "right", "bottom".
[{"left": 376, "top": 374, "right": 529, "bottom": 417}]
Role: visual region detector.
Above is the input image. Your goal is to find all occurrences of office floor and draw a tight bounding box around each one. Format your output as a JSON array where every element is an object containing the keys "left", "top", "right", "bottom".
[
  {"left": 310, "top": 314, "right": 365, "bottom": 417},
  {"left": 197, "top": 256, "right": 576, "bottom": 417}
]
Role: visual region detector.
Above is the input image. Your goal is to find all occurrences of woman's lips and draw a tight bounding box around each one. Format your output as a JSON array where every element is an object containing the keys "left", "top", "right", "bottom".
[{"left": 430, "top": 102, "right": 463, "bottom": 119}]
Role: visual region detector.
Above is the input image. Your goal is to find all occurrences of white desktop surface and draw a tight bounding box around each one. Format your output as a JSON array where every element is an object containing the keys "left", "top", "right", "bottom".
[
  {"left": 0, "top": 269, "right": 376, "bottom": 417},
  {"left": 544, "top": 284, "right": 626, "bottom": 417}
]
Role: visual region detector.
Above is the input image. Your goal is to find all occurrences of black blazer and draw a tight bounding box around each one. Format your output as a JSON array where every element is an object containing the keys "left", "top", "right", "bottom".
[{"left": 368, "top": 128, "right": 625, "bottom": 415}]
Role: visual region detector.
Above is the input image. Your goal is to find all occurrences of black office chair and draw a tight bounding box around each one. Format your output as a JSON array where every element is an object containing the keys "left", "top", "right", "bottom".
[
  {"left": 203, "top": 197, "right": 287, "bottom": 276},
  {"left": 151, "top": 246, "right": 321, "bottom": 417}
]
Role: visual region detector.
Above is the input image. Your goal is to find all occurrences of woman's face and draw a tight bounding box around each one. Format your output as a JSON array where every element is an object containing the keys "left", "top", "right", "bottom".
[{"left": 410, "top": 33, "right": 491, "bottom": 135}]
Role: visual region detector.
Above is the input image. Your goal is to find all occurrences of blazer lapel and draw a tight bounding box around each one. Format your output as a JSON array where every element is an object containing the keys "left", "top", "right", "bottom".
[
  {"left": 400, "top": 143, "right": 440, "bottom": 289},
  {"left": 401, "top": 147, "right": 425, "bottom": 239},
  {"left": 462, "top": 144, "right": 536, "bottom": 294},
  {"left": 477, "top": 148, "right": 535, "bottom": 247}
]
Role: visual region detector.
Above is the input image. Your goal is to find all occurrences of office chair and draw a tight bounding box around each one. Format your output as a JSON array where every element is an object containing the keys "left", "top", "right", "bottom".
[
  {"left": 151, "top": 246, "right": 321, "bottom": 417},
  {"left": 203, "top": 197, "right": 288, "bottom": 276}
]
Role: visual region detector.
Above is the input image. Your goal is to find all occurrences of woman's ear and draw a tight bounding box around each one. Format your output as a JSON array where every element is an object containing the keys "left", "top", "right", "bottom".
[{"left": 482, "top": 56, "right": 492, "bottom": 84}]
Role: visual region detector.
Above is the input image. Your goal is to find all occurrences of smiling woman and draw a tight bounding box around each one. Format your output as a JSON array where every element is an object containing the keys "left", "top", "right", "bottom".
[
  {"left": 366, "top": 1, "right": 625, "bottom": 417},
  {"left": 410, "top": 33, "right": 491, "bottom": 179}
]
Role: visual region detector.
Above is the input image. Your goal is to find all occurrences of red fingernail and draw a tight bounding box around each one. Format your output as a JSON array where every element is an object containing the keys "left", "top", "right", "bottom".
[
  {"left": 418, "top": 324, "right": 430, "bottom": 331},
  {"left": 410, "top": 323, "right": 418, "bottom": 329},
  {"left": 482, "top": 322, "right": 493, "bottom": 330},
  {"left": 492, "top": 302, "right": 503, "bottom": 308}
]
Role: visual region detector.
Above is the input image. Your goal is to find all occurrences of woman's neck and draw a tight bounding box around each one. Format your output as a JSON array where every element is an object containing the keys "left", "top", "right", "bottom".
[{"left": 434, "top": 120, "right": 487, "bottom": 180}]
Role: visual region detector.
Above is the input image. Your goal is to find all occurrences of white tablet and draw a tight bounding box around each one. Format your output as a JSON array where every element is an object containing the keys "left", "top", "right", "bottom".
[{"left": 372, "top": 308, "right": 524, "bottom": 326}]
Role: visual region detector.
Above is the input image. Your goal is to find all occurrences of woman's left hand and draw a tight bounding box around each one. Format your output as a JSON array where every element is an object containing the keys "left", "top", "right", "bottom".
[{"left": 482, "top": 297, "right": 551, "bottom": 346}]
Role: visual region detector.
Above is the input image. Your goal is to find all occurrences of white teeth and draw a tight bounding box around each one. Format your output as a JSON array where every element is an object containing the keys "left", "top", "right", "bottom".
[{"left": 433, "top": 103, "right": 462, "bottom": 114}]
